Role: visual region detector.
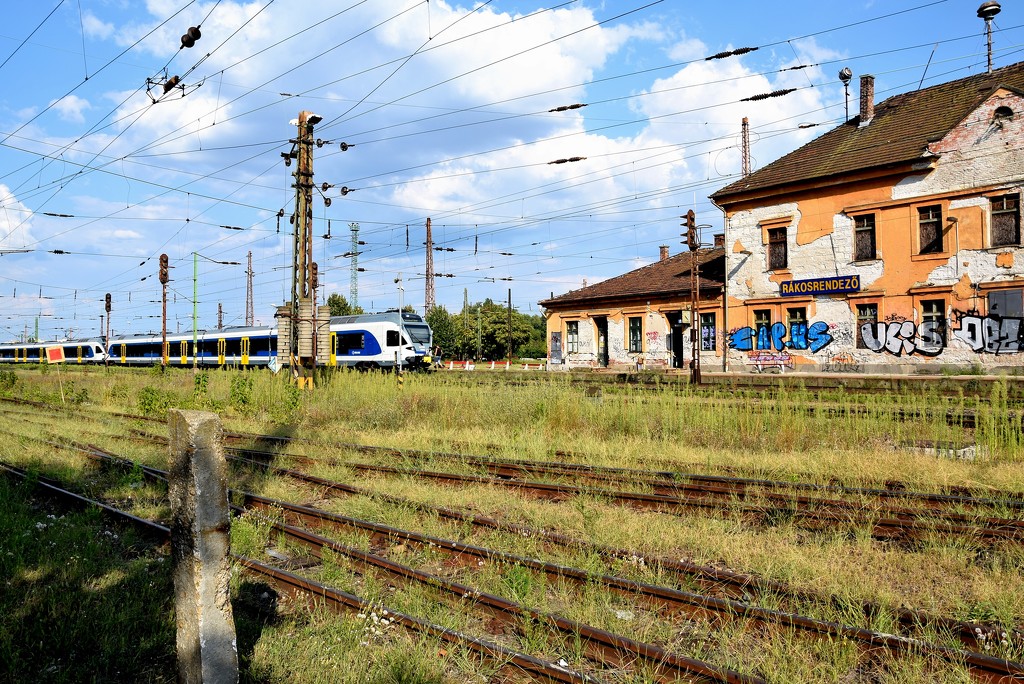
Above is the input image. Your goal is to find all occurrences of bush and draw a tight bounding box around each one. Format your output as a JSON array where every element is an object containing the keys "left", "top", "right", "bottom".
[
  {"left": 0, "top": 370, "right": 16, "bottom": 394},
  {"left": 230, "top": 374, "right": 254, "bottom": 414},
  {"left": 137, "top": 386, "right": 173, "bottom": 417}
]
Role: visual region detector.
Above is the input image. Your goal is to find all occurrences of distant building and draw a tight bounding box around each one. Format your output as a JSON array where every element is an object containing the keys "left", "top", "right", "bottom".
[
  {"left": 539, "top": 243, "right": 724, "bottom": 370},
  {"left": 711, "top": 62, "right": 1024, "bottom": 373}
]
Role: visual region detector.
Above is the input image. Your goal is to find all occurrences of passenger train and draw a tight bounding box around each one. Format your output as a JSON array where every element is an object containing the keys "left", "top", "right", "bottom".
[{"left": 0, "top": 312, "right": 433, "bottom": 370}]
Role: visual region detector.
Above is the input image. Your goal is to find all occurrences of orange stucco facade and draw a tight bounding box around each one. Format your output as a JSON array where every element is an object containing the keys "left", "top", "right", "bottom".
[{"left": 717, "top": 87, "right": 1024, "bottom": 373}]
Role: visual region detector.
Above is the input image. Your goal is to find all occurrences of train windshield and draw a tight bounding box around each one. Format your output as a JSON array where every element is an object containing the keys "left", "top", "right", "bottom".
[{"left": 404, "top": 324, "right": 431, "bottom": 344}]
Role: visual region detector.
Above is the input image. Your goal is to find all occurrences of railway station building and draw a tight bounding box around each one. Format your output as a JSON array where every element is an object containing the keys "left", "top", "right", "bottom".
[
  {"left": 539, "top": 243, "right": 725, "bottom": 371},
  {"left": 541, "top": 60, "right": 1024, "bottom": 374},
  {"left": 711, "top": 61, "right": 1024, "bottom": 374}
]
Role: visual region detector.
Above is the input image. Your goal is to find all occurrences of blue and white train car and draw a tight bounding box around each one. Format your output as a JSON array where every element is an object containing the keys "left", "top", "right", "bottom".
[
  {"left": 328, "top": 312, "right": 433, "bottom": 370},
  {"left": 0, "top": 339, "right": 106, "bottom": 364},
  {"left": 106, "top": 326, "right": 277, "bottom": 367}
]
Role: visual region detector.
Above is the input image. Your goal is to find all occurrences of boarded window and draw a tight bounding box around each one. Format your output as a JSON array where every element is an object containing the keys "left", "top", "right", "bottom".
[
  {"left": 992, "top": 194, "right": 1020, "bottom": 247},
  {"left": 918, "top": 205, "right": 943, "bottom": 254},
  {"left": 628, "top": 317, "right": 643, "bottom": 353},
  {"left": 988, "top": 289, "right": 1024, "bottom": 318},
  {"left": 856, "top": 303, "right": 878, "bottom": 349},
  {"left": 767, "top": 227, "right": 787, "bottom": 270},
  {"left": 854, "top": 214, "right": 876, "bottom": 261}
]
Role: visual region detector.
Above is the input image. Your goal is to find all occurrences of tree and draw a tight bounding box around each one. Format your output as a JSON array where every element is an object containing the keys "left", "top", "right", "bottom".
[
  {"left": 326, "top": 293, "right": 364, "bottom": 316},
  {"left": 425, "top": 306, "right": 457, "bottom": 358}
]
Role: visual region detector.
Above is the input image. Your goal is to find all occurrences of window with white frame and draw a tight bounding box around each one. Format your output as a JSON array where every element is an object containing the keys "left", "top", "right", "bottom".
[{"left": 566, "top": 321, "right": 579, "bottom": 353}]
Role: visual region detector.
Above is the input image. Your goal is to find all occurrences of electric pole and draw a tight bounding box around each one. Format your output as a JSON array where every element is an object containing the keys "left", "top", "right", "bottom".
[
  {"left": 349, "top": 222, "right": 360, "bottom": 310},
  {"left": 425, "top": 217, "right": 435, "bottom": 314},
  {"left": 277, "top": 111, "right": 330, "bottom": 389},
  {"left": 245, "top": 251, "right": 254, "bottom": 326}
]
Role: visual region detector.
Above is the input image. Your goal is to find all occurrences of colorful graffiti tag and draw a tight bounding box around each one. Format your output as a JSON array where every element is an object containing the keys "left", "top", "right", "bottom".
[{"left": 728, "top": 322, "right": 833, "bottom": 353}]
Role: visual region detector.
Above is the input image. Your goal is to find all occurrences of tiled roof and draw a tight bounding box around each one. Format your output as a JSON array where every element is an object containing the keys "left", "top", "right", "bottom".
[
  {"left": 712, "top": 61, "right": 1024, "bottom": 202},
  {"left": 539, "top": 248, "right": 724, "bottom": 308}
]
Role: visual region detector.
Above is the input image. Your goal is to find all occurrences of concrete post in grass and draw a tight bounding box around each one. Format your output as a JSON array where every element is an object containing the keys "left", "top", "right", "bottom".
[{"left": 168, "top": 409, "right": 238, "bottom": 684}]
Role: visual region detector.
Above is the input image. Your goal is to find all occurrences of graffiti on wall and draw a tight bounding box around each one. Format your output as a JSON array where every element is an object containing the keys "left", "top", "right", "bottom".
[
  {"left": 746, "top": 351, "right": 793, "bottom": 372},
  {"left": 822, "top": 352, "right": 863, "bottom": 373},
  {"left": 859, "top": 321, "right": 945, "bottom": 357},
  {"left": 728, "top": 321, "right": 833, "bottom": 353},
  {"left": 953, "top": 311, "right": 1024, "bottom": 354}
]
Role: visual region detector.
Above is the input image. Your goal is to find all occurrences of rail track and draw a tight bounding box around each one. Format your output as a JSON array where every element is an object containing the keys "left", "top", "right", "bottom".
[
  {"left": 4, "top": 441, "right": 1024, "bottom": 683},
  {"left": 9, "top": 430, "right": 1024, "bottom": 679},
  {"left": 2, "top": 395, "right": 1023, "bottom": 681}
]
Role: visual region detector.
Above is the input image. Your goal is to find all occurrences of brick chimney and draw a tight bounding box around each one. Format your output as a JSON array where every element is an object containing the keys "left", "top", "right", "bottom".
[
  {"left": 713, "top": 233, "right": 724, "bottom": 248},
  {"left": 859, "top": 74, "right": 874, "bottom": 126},
  {"left": 659, "top": 245, "right": 669, "bottom": 261}
]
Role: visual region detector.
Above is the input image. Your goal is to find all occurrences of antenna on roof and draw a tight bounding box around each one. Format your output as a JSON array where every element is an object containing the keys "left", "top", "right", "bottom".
[
  {"left": 978, "top": 1, "right": 1001, "bottom": 73},
  {"left": 839, "top": 68, "right": 853, "bottom": 121}
]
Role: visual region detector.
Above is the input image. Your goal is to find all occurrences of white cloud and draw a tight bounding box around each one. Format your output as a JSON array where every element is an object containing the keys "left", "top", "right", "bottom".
[
  {"left": 49, "top": 95, "right": 92, "bottom": 124},
  {"left": 0, "top": 186, "right": 34, "bottom": 250},
  {"left": 82, "top": 12, "right": 114, "bottom": 40}
]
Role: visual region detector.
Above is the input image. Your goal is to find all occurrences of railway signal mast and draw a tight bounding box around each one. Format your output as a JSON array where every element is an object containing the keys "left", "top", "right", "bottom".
[
  {"left": 682, "top": 210, "right": 701, "bottom": 385},
  {"left": 160, "top": 254, "right": 169, "bottom": 367},
  {"left": 278, "top": 111, "right": 330, "bottom": 389}
]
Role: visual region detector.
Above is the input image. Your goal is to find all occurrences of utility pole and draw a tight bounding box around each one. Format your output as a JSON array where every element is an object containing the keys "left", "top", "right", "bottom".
[
  {"left": 349, "top": 222, "right": 360, "bottom": 311},
  {"left": 245, "top": 251, "right": 254, "bottom": 326},
  {"left": 217, "top": 302, "right": 223, "bottom": 330},
  {"left": 277, "top": 111, "right": 329, "bottom": 389},
  {"left": 507, "top": 289, "right": 512, "bottom": 364},
  {"left": 193, "top": 252, "right": 198, "bottom": 370},
  {"left": 425, "top": 217, "right": 435, "bottom": 314}
]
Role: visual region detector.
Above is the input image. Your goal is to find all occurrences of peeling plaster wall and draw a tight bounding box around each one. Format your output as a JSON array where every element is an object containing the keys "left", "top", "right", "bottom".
[{"left": 723, "top": 89, "right": 1024, "bottom": 373}]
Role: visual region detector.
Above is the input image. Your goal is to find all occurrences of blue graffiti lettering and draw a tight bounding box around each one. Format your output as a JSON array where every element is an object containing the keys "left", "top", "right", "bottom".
[{"left": 728, "top": 321, "right": 834, "bottom": 353}]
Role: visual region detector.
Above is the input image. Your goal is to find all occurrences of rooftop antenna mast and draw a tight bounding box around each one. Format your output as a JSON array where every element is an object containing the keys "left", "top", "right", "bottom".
[
  {"left": 978, "top": 1, "right": 1001, "bottom": 73},
  {"left": 741, "top": 117, "right": 750, "bottom": 177}
]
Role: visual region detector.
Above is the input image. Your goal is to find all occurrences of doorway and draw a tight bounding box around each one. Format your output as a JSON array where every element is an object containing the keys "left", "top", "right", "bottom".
[
  {"left": 593, "top": 317, "right": 609, "bottom": 367},
  {"left": 666, "top": 311, "right": 686, "bottom": 369}
]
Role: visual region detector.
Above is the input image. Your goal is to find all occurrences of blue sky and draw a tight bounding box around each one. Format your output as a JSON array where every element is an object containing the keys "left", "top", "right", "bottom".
[{"left": 1, "top": 0, "right": 1022, "bottom": 341}]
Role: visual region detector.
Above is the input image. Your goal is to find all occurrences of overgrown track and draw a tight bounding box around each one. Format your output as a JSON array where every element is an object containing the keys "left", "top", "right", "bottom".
[
  {"left": 0, "top": 461, "right": 606, "bottom": 684},
  {"left": 8, "top": 439, "right": 1024, "bottom": 683},
  {"left": 205, "top": 433, "right": 1024, "bottom": 546}
]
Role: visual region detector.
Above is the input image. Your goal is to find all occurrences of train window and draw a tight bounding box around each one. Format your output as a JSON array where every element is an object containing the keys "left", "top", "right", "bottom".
[
  {"left": 337, "top": 333, "right": 365, "bottom": 354},
  {"left": 386, "top": 330, "right": 400, "bottom": 346}
]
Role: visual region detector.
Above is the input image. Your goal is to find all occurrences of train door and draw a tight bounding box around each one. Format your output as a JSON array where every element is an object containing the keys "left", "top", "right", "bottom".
[
  {"left": 75, "top": 346, "right": 83, "bottom": 363},
  {"left": 241, "top": 337, "right": 250, "bottom": 366},
  {"left": 179, "top": 340, "right": 188, "bottom": 365},
  {"left": 329, "top": 331, "right": 337, "bottom": 366},
  {"left": 119, "top": 343, "right": 127, "bottom": 364},
  {"left": 217, "top": 338, "right": 226, "bottom": 366}
]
